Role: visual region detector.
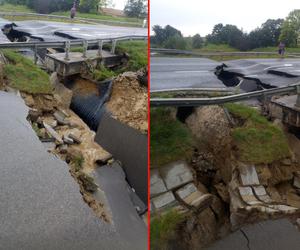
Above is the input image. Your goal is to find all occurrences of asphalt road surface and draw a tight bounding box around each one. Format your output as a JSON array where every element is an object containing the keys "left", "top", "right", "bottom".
[
  {"left": 150, "top": 57, "right": 300, "bottom": 92},
  {"left": 207, "top": 219, "right": 300, "bottom": 250},
  {"left": 0, "top": 19, "right": 147, "bottom": 42},
  {"left": 0, "top": 91, "right": 146, "bottom": 250},
  {"left": 150, "top": 57, "right": 226, "bottom": 92},
  {"left": 223, "top": 58, "right": 300, "bottom": 87}
]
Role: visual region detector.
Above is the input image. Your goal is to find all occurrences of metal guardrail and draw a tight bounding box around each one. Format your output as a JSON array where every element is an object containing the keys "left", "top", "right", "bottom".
[
  {"left": 0, "top": 12, "right": 144, "bottom": 27},
  {"left": 0, "top": 35, "right": 147, "bottom": 63},
  {"left": 150, "top": 48, "right": 300, "bottom": 58},
  {"left": 150, "top": 83, "right": 300, "bottom": 107}
]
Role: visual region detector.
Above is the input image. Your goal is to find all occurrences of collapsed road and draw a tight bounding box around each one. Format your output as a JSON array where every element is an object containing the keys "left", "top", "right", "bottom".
[
  {"left": 0, "top": 91, "right": 147, "bottom": 249},
  {"left": 150, "top": 57, "right": 300, "bottom": 93},
  {"left": 0, "top": 19, "right": 146, "bottom": 42}
]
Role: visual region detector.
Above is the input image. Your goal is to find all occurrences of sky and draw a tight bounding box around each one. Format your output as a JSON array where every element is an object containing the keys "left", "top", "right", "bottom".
[
  {"left": 150, "top": 0, "right": 299, "bottom": 36},
  {"left": 111, "top": 0, "right": 127, "bottom": 10}
]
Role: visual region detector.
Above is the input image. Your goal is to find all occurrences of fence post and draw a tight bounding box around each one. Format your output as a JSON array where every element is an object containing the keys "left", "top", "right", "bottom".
[
  {"left": 111, "top": 39, "right": 117, "bottom": 54},
  {"left": 97, "top": 40, "right": 103, "bottom": 57},
  {"left": 34, "top": 44, "right": 38, "bottom": 64},
  {"left": 64, "top": 41, "right": 70, "bottom": 61},
  {"left": 82, "top": 40, "right": 88, "bottom": 58},
  {"left": 295, "top": 85, "right": 300, "bottom": 108}
]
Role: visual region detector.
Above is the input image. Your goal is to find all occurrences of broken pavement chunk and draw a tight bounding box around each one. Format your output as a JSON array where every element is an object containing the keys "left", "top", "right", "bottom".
[
  {"left": 150, "top": 169, "right": 167, "bottom": 197},
  {"left": 68, "top": 133, "right": 82, "bottom": 144},
  {"left": 293, "top": 175, "right": 300, "bottom": 189},
  {"left": 238, "top": 186, "right": 263, "bottom": 206},
  {"left": 160, "top": 161, "right": 193, "bottom": 190},
  {"left": 151, "top": 191, "right": 177, "bottom": 210},
  {"left": 239, "top": 164, "right": 260, "bottom": 186},
  {"left": 252, "top": 186, "right": 273, "bottom": 203},
  {"left": 43, "top": 121, "right": 63, "bottom": 144},
  {"left": 54, "top": 111, "right": 69, "bottom": 125},
  {"left": 175, "top": 183, "right": 213, "bottom": 210},
  {"left": 63, "top": 135, "right": 74, "bottom": 145}
]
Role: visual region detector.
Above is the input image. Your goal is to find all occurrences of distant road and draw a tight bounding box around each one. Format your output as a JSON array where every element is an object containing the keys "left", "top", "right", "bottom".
[
  {"left": 150, "top": 57, "right": 226, "bottom": 92},
  {"left": 150, "top": 57, "right": 300, "bottom": 92},
  {"left": 0, "top": 19, "right": 147, "bottom": 42}
]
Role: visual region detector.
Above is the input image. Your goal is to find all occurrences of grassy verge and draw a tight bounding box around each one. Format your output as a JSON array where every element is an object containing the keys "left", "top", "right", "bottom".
[
  {"left": 151, "top": 210, "right": 185, "bottom": 250},
  {"left": 0, "top": 3, "right": 33, "bottom": 12},
  {"left": 225, "top": 103, "right": 290, "bottom": 164},
  {"left": 2, "top": 50, "right": 52, "bottom": 94},
  {"left": 116, "top": 40, "right": 147, "bottom": 71},
  {"left": 52, "top": 11, "right": 143, "bottom": 25},
  {"left": 150, "top": 107, "right": 194, "bottom": 167}
]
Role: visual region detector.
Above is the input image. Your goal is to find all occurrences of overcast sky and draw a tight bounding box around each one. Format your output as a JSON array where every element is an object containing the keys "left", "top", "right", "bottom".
[
  {"left": 150, "top": 0, "right": 299, "bottom": 36},
  {"left": 112, "top": 0, "right": 127, "bottom": 9}
]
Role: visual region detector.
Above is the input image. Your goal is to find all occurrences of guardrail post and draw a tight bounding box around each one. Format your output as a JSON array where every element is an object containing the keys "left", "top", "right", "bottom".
[
  {"left": 82, "top": 40, "right": 88, "bottom": 58},
  {"left": 64, "top": 41, "right": 70, "bottom": 61},
  {"left": 111, "top": 39, "right": 117, "bottom": 54},
  {"left": 97, "top": 40, "right": 103, "bottom": 57},
  {"left": 34, "top": 44, "right": 38, "bottom": 64},
  {"left": 295, "top": 85, "right": 300, "bottom": 108}
]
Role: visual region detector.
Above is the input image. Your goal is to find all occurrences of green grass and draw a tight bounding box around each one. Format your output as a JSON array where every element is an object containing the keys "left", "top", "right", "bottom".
[
  {"left": 150, "top": 107, "right": 194, "bottom": 167},
  {"left": 252, "top": 46, "right": 300, "bottom": 53},
  {"left": 2, "top": 50, "right": 52, "bottom": 94},
  {"left": 0, "top": 3, "right": 33, "bottom": 12},
  {"left": 73, "top": 156, "right": 84, "bottom": 172},
  {"left": 116, "top": 40, "right": 147, "bottom": 71},
  {"left": 225, "top": 103, "right": 290, "bottom": 164},
  {"left": 52, "top": 11, "right": 143, "bottom": 25},
  {"left": 195, "top": 43, "right": 238, "bottom": 52},
  {"left": 93, "top": 65, "right": 116, "bottom": 81},
  {"left": 151, "top": 210, "right": 185, "bottom": 250}
]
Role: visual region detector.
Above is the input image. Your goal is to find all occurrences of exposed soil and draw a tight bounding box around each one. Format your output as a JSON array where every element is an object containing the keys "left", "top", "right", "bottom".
[
  {"left": 106, "top": 72, "right": 148, "bottom": 133},
  {"left": 69, "top": 77, "right": 100, "bottom": 96},
  {"left": 160, "top": 104, "right": 300, "bottom": 249}
]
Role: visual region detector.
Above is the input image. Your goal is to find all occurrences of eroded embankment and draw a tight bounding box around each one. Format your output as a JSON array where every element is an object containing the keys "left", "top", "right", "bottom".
[{"left": 150, "top": 103, "right": 300, "bottom": 249}]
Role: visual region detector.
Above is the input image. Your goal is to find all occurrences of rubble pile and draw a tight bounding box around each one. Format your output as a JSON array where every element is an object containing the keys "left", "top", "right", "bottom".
[
  {"left": 106, "top": 72, "right": 148, "bottom": 133},
  {"left": 23, "top": 88, "right": 113, "bottom": 223}
]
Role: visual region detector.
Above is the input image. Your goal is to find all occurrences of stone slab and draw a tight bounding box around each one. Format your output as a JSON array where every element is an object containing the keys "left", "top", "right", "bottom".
[
  {"left": 160, "top": 161, "right": 193, "bottom": 190},
  {"left": 150, "top": 169, "right": 167, "bottom": 197},
  {"left": 151, "top": 191, "right": 177, "bottom": 210},
  {"left": 239, "top": 165, "right": 260, "bottom": 186},
  {"left": 238, "top": 186, "right": 263, "bottom": 206}
]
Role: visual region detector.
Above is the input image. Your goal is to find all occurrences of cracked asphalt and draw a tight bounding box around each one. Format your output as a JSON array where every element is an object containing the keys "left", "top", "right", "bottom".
[
  {"left": 0, "top": 91, "right": 146, "bottom": 250},
  {"left": 207, "top": 219, "right": 300, "bottom": 250}
]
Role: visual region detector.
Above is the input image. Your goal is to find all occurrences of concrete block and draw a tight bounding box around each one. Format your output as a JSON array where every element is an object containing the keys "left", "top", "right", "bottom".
[
  {"left": 160, "top": 161, "right": 193, "bottom": 190},
  {"left": 151, "top": 191, "right": 177, "bottom": 210},
  {"left": 252, "top": 186, "right": 273, "bottom": 203},
  {"left": 239, "top": 165, "right": 260, "bottom": 186},
  {"left": 150, "top": 169, "right": 167, "bottom": 197},
  {"left": 238, "top": 186, "right": 263, "bottom": 206}
]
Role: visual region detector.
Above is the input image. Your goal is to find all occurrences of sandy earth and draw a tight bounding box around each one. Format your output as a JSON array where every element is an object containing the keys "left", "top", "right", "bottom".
[{"left": 106, "top": 72, "right": 148, "bottom": 134}]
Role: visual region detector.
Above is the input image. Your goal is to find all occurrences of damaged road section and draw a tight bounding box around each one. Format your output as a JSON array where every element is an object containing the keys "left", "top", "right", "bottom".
[
  {"left": 0, "top": 91, "right": 146, "bottom": 250},
  {"left": 208, "top": 219, "right": 300, "bottom": 250},
  {"left": 217, "top": 59, "right": 300, "bottom": 90}
]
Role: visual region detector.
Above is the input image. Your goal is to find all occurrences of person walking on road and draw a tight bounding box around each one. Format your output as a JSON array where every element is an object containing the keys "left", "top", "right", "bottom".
[
  {"left": 70, "top": 4, "right": 76, "bottom": 19},
  {"left": 278, "top": 42, "right": 286, "bottom": 58}
]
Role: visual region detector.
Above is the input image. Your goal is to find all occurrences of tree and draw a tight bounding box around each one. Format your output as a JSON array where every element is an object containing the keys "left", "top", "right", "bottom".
[
  {"left": 280, "top": 10, "right": 300, "bottom": 47},
  {"left": 163, "top": 34, "right": 187, "bottom": 50},
  {"left": 192, "top": 34, "right": 203, "bottom": 49},
  {"left": 79, "top": 0, "right": 98, "bottom": 13},
  {"left": 152, "top": 25, "right": 182, "bottom": 45},
  {"left": 124, "top": 0, "right": 147, "bottom": 18}
]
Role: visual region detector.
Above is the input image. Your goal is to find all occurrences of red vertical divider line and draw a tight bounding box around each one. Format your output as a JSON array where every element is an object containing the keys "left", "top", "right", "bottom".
[{"left": 147, "top": 0, "right": 151, "bottom": 249}]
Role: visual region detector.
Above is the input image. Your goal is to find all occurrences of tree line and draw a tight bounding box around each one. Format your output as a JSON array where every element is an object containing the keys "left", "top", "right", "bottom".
[
  {"left": 151, "top": 9, "right": 300, "bottom": 50},
  {"left": 1, "top": 0, "right": 147, "bottom": 18}
]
